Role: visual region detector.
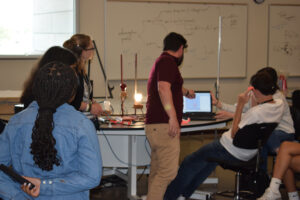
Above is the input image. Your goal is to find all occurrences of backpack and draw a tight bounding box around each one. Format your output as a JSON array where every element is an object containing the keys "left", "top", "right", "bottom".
[{"left": 240, "top": 168, "right": 270, "bottom": 198}]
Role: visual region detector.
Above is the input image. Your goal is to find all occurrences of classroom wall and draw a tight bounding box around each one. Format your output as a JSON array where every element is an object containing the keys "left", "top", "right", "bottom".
[{"left": 0, "top": 0, "right": 299, "bottom": 111}]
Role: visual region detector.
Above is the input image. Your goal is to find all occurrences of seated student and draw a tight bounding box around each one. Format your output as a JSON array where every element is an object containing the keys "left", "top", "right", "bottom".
[
  {"left": 20, "top": 46, "right": 78, "bottom": 109},
  {"left": 257, "top": 141, "right": 300, "bottom": 200},
  {"left": 63, "top": 34, "right": 103, "bottom": 116},
  {"left": 163, "top": 71, "right": 284, "bottom": 200},
  {"left": 212, "top": 67, "right": 295, "bottom": 171},
  {"left": 0, "top": 62, "right": 102, "bottom": 199}
]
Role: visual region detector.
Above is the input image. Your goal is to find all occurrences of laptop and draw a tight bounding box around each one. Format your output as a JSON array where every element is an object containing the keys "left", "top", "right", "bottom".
[{"left": 182, "top": 91, "right": 216, "bottom": 121}]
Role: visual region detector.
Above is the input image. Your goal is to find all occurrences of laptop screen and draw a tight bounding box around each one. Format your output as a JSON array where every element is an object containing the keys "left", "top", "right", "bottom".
[{"left": 183, "top": 91, "right": 212, "bottom": 113}]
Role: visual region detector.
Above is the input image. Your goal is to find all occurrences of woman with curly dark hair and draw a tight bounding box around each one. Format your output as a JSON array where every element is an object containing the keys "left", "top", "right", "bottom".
[{"left": 0, "top": 61, "right": 102, "bottom": 199}]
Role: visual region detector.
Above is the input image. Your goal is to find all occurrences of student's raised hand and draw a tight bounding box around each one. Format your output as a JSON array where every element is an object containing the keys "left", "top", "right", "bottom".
[
  {"left": 250, "top": 91, "right": 257, "bottom": 107},
  {"left": 237, "top": 89, "right": 251, "bottom": 105},
  {"left": 21, "top": 176, "right": 41, "bottom": 198},
  {"left": 215, "top": 110, "right": 234, "bottom": 119}
]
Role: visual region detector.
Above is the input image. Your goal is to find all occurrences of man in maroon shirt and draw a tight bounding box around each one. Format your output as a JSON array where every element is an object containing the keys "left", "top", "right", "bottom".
[{"left": 145, "top": 32, "right": 195, "bottom": 200}]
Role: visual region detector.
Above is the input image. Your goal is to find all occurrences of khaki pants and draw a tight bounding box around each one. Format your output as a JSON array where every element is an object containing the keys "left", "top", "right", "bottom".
[{"left": 145, "top": 123, "right": 180, "bottom": 200}]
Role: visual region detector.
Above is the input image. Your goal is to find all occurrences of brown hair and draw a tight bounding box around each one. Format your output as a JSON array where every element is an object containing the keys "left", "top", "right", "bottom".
[
  {"left": 63, "top": 34, "right": 92, "bottom": 74},
  {"left": 20, "top": 46, "right": 78, "bottom": 108}
]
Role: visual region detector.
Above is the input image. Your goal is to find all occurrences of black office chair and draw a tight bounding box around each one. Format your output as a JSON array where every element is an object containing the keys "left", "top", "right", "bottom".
[
  {"left": 290, "top": 90, "right": 300, "bottom": 188},
  {"left": 290, "top": 90, "right": 300, "bottom": 141},
  {"left": 208, "top": 122, "right": 278, "bottom": 200}
]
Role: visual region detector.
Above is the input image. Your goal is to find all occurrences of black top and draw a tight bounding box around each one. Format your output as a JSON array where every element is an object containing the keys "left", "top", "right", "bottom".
[
  {"left": 70, "top": 73, "right": 84, "bottom": 110},
  {"left": 20, "top": 90, "right": 34, "bottom": 109},
  {"left": 0, "top": 119, "right": 6, "bottom": 134},
  {"left": 70, "top": 73, "right": 93, "bottom": 110}
]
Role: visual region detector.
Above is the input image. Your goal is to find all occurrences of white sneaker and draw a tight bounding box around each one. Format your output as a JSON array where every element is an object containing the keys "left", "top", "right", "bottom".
[{"left": 257, "top": 187, "right": 282, "bottom": 200}]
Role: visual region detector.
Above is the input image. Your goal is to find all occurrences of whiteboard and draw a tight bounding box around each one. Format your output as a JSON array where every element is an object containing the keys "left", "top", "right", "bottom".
[
  {"left": 106, "top": 1, "right": 248, "bottom": 80},
  {"left": 268, "top": 5, "right": 300, "bottom": 77}
]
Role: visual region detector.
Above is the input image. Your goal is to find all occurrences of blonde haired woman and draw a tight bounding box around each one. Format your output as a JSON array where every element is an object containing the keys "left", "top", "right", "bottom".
[{"left": 64, "top": 34, "right": 103, "bottom": 116}]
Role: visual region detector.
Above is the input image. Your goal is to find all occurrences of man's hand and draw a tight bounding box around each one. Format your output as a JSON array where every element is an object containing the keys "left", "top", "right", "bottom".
[
  {"left": 21, "top": 176, "right": 41, "bottom": 198},
  {"left": 168, "top": 117, "right": 180, "bottom": 137},
  {"left": 185, "top": 89, "right": 195, "bottom": 99}
]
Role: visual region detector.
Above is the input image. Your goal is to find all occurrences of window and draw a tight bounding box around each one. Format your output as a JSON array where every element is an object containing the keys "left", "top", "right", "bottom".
[{"left": 0, "top": 0, "right": 77, "bottom": 57}]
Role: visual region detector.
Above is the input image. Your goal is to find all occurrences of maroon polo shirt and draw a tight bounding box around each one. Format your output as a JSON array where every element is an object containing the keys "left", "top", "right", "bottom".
[{"left": 145, "top": 52, "right": 183, "bottom": 124}]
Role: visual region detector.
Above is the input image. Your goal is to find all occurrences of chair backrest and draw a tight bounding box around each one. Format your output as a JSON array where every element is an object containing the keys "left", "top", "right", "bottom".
[
  {"left": 233, "top": 122, "right": 278, "bottom": 149},
  {"left": 291, "top": 90, "right": 300, "bottom": 141},
  {"left": 290, "top": 106, "right": 300, "bottom": 140}
]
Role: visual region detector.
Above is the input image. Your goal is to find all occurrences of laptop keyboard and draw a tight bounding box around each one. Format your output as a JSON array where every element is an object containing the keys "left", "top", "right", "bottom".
[{"left": 183, "top": 113, "right": 216, "bottom": 121}]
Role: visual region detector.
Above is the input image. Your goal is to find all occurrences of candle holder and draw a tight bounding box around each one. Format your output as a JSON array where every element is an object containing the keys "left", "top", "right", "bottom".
[
  {"left": 120, "top": 54, "right": 127, "bottom": 116},
  {"left": 133, "top": 103, "right": 143, "bottom": 115},
  {"left": 120, "top": 84, "right": 127, "bottom": 116},
  {"left": 132, "top": 53, "right": 143, "bottom": 115}
]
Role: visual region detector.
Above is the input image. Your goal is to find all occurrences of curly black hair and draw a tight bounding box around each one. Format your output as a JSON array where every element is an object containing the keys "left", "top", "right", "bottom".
[{"left": 30, "top": 61, "right": 78, "bottom": 171}]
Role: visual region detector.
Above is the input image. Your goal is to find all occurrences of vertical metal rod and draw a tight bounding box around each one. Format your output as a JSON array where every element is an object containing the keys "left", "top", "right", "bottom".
[
  {"left": 216, "top": 16, "right": 222, "bottom": 100},
  {"left": 92, "top": 40, "right": 114, "bottom": 99},
  {"left": 120, "top": 54, "right": 124, "bottom": 116},
  {"left": 104, "top": 0, "right": 107, "bottom": 99},
  {"left": 134, "top": 53, "right": 137, "bottom": 96}
]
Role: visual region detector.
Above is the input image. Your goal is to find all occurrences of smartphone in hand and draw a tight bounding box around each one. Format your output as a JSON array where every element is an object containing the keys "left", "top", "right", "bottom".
[{"left": 0, "top": 164, "right": 35, "bottom": 190}]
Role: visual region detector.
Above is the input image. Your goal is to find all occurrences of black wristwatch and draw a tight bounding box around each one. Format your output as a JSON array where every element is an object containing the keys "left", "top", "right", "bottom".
[{"left": 185, "top": 90, "right": 189, "bottom": 97}]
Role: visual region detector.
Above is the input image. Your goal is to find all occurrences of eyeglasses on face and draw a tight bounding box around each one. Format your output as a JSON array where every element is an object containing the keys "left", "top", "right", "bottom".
[{"left": 84, "top": 47, "right": 95, "bottom": 51}]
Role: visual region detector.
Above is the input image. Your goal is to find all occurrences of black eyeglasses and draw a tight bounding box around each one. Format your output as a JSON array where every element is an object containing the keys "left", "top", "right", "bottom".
[{"left": 84, "top": 47, "right": 95, "bottom": 51}]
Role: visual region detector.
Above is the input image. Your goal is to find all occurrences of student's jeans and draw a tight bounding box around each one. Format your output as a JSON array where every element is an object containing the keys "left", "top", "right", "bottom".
[
  {"left": 164, "top": 140, "right": 244, "bottom": 200},
  {"left": 260, "top": 130, "right": 295, "bottom": 172}
]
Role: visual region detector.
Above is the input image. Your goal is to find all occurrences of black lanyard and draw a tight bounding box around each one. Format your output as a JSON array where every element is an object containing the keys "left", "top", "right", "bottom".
[
  {"left": 259, "top": 98, "right": 274, "bottom": 105},
  {"left": 83, "top": 75, "right": 92, "bottom": 100}
]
